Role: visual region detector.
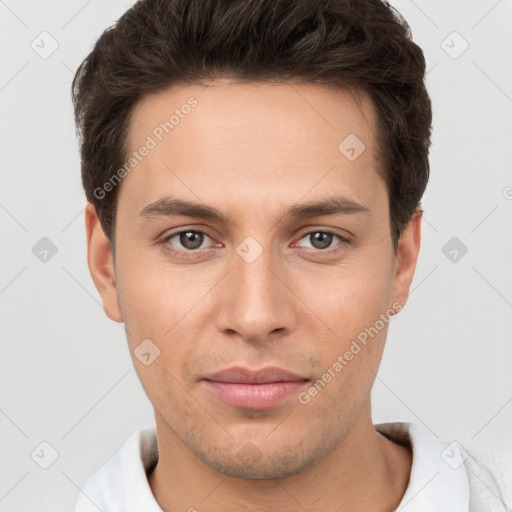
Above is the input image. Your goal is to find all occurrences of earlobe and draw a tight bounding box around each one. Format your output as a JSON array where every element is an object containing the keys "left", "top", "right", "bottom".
[
  {"left": 85, "top": 203, "right": 123, "bottom": 323},
  {"left": 391, "top": 208, "right": 422, "bottom": 311}
]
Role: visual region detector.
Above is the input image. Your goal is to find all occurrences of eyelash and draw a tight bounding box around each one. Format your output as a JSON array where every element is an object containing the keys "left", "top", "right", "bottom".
[{"left": 159, "top": 228, "right": 351, "bottom": 258}]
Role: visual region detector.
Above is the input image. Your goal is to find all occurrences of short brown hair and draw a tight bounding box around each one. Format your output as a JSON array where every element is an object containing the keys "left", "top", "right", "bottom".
[{"left": 72, "top": 0, "right": 432, "bottom": 252}]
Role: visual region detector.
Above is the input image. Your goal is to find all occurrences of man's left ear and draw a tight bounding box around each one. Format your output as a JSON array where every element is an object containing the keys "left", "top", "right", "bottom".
[{"left": 392, "top": 207, "right": 422, "bottom": 311}]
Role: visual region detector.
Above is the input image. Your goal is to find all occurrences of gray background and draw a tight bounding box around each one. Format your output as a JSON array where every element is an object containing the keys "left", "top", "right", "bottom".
[{"left": 1, "top": 0, "right": 511, "bottom": 510}]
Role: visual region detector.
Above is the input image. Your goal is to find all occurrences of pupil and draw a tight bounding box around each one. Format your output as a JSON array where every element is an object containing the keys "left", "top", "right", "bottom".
[
  {"left": 181, "top": 231, "right": 203, "bottom": 249},
  {"left": 312, "top": 232, "right": 331, "bottom": 249}
]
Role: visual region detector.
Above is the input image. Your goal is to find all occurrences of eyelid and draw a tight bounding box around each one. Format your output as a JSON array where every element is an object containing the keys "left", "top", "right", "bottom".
[{"left": 296, "top": 226, "right": 352, "bottom": 240}]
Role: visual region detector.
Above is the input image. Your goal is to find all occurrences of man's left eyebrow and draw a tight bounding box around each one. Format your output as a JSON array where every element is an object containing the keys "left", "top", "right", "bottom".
[
  {"left": 139, "top": 195, "right": 371, "bottom": 223},
  {"left": 282, "top": 196, "right": 371, "bottom": 221}
]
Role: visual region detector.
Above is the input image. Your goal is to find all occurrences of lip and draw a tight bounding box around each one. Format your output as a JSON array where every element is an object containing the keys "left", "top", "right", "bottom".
[
  {"left": 202, "top": 366, "right": 309, "bottom": 410},
  {"left": 204, "top": 366, "right": 307, "bottom": 384}
]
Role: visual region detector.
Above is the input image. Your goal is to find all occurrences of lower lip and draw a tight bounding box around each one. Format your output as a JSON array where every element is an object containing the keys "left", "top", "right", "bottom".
[{"left": 203, "top": 380, "right": 309, "bottom": 409}]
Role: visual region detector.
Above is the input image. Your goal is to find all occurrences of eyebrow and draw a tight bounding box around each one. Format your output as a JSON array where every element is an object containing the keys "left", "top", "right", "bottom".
[{"left": 139, "top": 195, "right": 371, "bottom": 224}]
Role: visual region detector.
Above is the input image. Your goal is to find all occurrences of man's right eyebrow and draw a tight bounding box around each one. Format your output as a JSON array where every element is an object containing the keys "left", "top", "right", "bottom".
[{"left": 139, "top": 197, "right": 228, "bottom": 223}]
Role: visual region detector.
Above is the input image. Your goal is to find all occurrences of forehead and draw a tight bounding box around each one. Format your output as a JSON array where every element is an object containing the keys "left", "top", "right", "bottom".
[
  {"left": 128, "top": 80, "right": 377, "bottom": 150},
  {"left": 120, "top": 80, "right": 385, "bottom": 215}
]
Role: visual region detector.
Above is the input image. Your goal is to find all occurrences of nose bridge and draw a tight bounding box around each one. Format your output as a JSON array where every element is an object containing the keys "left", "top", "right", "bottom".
[
  {"left": 217, "top": 235, "right": 294, "bottom": 341},
  {"left": 236, "top": 241, "right": 278, "bottom": 303}
]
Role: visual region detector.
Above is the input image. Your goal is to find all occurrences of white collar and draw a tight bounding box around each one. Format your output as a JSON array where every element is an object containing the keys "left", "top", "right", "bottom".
[
  {"left": 76, "top": 422, "right": 472, "bottom": 511},
  {"left": 376, "top": 422, "right": 469, "bottom": 511}
]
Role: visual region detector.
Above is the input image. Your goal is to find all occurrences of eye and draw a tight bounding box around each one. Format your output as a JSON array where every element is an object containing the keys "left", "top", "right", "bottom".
[
  {"left": 159, "top": 228, "right": 350, "bottom": 258},
  {"left": 295, "top": 230, "right": 349, "bottom": 251},
  {"left": 161, "top": 229, "right": 215, "bottom": 254}
]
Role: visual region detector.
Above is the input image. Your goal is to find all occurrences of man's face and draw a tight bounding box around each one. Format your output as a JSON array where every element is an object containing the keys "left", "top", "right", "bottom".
[{"left": 88, "top": 81, "right": 419, "bottom": 479}]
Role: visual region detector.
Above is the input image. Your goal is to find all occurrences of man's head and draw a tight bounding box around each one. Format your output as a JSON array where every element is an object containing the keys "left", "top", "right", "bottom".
[
  {"left": 73, "top": 0, "right": 431, "bottom": 255},
  {"left": 75, "top": 0, "right": 430, "bottom": 481}
]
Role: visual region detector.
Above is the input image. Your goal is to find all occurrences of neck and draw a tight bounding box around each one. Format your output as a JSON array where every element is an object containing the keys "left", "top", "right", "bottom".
[{"left": 148, "top": 406, "right": 412, "bottom": 512}]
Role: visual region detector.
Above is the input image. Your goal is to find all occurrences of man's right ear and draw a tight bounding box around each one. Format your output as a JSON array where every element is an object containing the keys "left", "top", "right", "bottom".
[{"left": 85, "top": 202, "right": 123, "bottom": 323}]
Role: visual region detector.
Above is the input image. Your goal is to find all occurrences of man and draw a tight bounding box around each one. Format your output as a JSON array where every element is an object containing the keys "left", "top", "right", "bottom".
[{"left": 72, "top": 0, "right": 505, "bottom": 510}]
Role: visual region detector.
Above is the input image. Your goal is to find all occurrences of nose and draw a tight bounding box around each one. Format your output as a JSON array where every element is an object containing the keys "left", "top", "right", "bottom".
[{"left": 215, "top": 241, "right": 297, "bottom": 345}]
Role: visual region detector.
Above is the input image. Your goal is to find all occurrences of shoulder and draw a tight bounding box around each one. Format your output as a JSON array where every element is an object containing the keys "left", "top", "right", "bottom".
[
  {"left": 75, "top": 427, "right": 161, "bottom": 512},
  {"left": 375, "top": 422, "right": 507, "bottom": 511},
  {"left": 463, "top": 451, "right": 507, "bottom": 512}
]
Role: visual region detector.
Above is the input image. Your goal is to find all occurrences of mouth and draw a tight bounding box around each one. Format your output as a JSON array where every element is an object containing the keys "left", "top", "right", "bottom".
[{"left": 201, "top": 366, "right": 310, "bottom": 410}]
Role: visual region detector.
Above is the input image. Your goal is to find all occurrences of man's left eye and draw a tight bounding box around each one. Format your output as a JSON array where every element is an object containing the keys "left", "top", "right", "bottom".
[{"left": 296, "top": 230, "right": 348, "bottom": 251}]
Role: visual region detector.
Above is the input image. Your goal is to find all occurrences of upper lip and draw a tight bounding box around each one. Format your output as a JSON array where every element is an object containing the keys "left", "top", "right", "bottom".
[{"left": 203, "top": 366, "right": 308, "bottom": 384}]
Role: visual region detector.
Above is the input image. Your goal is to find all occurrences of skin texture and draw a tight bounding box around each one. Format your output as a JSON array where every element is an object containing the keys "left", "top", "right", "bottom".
[{"left": 86, "top": 81, "right": 421, "bottom": 511}]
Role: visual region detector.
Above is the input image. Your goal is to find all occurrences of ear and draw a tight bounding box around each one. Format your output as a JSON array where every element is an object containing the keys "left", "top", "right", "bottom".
[
  {"left": 85, "top": 202, "right": 123, "bottom": 323},
  {"left": 391, "top": 208, "right": 422, "bottom": 311}
]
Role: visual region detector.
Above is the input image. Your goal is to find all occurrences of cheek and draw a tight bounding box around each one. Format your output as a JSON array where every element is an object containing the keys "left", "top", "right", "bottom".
[
  {"left": 305, "top": 255, "right": 394, "bottom": 336},
  {"left": 303, "top": 288, "right": 393, "bottom": 412},
  {"left": 115, "top": 247, "right": 202, "bottom": 339},
  {"left": 114, "top": 257, "right": 217, "bottom": 398},
  {"left": 114, "top": 264, "right": 198, "bottom": 407},
  {"left": 300, "top": 255, "right": 395, "bottom": 391}
]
